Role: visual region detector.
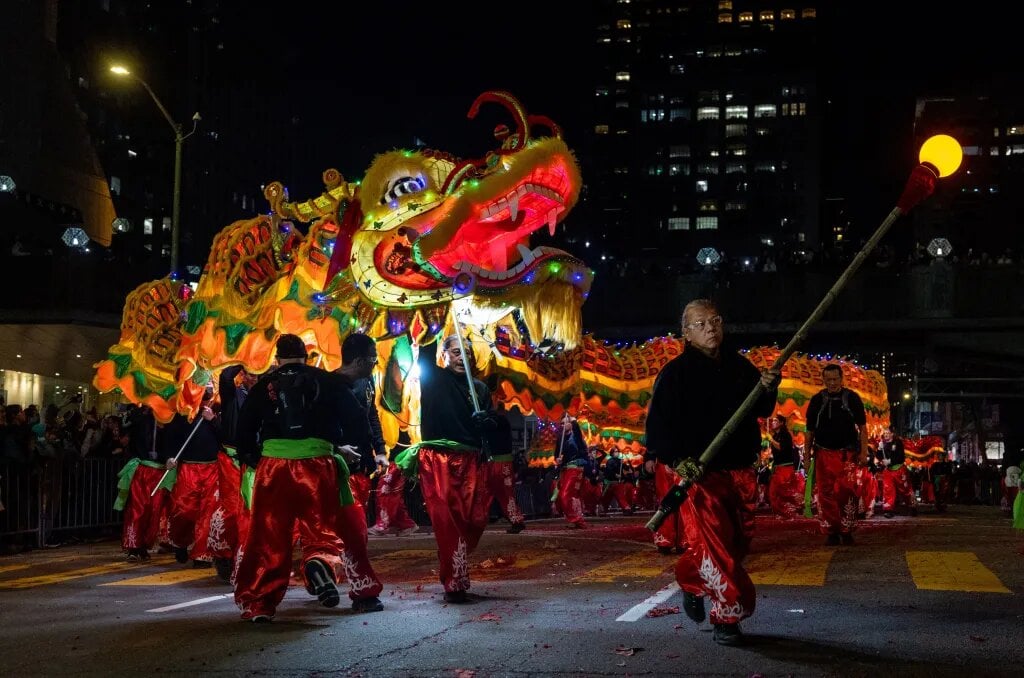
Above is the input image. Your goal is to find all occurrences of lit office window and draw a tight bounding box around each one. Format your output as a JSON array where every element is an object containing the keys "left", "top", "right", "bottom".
[
  {"left": 726, "top": 201, "right": 747, "bottom": 211},
  {"left": 144, "top": 218, "right": 154, "bottom": 235},
  {"left": 728, "top": 145, "right": 747, "bottom": 156},
  {"left": 697, "top": 107, "right": 720, "bottom": 120},
  {"left": 617, "top": 19, "right": 632, "bottom": 29},
  {"left": 616, "top": 71, "right": 631, "bottom": 81},
  {"left": 780, "top": 9, "right": 796, "bottom": 19},
  {"left": 696, "top": 180, "right": 709, "bottom": 193},
  {"left": 595, "top": 125, "right": 610, "bottom": 135},
  {"left": 670, "top": 108, "right": 690, "bottom": 121},
  {"left": 700, "top": 200, "right": 718, "bottom": 211},
  {"left": 738, "top": 12, "right": 753, "bottom": 22},
  {"left": 802, "top": 8, "right": 816, "bottom": 18},
  {"left": 667, "top": 217, "right": 691, "bottom": 231},
  {"left": 162, "top": 217, "right": 171, "bottom": 232},
  {"left": 725, "top": 162, "right": 747, "bottom": 174},
  {"left": 718, "top": 0, "right": 732, "bottom": 9},
  {"left": 696, "top": 217, "right": 719, "bottom": 230},
  {"left": 760, "top": 11, "right": 775, "bottom": 20},
  {"left": 697, "top": 163, "right": 720, "bottom": 175},
  {"left": 670, "top": 145, "right": 691, "bottom": 158},
  {"left": 754, "top": 104, "right": 777, "bottom": 117},
  {"left": 718, "top": 13, "right": 733, "bottom": 23},
  {"left": 725, "top": 105, "right": 749, "bottom": 120}
]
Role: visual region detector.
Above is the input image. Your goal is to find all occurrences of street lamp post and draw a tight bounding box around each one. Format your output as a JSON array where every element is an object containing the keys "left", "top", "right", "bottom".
[{"left": 110, "top": 65, "right": 200, "bottom": 275}]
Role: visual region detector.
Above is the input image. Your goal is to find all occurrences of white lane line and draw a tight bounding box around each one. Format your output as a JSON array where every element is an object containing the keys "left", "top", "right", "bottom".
[
  {"left": 615, "top": 581, "right": 681, "bottom": 622},
  {"left": 147, "top": 593, "right": 233, "bottom": 613}
]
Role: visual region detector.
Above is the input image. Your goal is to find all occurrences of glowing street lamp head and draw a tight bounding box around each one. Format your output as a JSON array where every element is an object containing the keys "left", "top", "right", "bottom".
[
  {"left": 110, "top": 65, "right": 131, "bottom": 76},
  {"left": 919, "top": 134, "right": 963, "bottom": 178}
]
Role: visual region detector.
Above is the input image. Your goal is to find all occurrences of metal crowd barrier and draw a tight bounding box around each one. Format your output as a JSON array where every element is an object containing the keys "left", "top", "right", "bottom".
[{"left": 1, "top": 458, "right": 125, "bottom": 549}]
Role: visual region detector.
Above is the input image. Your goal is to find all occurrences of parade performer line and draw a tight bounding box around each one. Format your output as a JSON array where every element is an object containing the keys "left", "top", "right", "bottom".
[
  {"left": 146, "top": 593, "right": 233, "bottom": 613},
  {"left": 150, "top": 416, "right": 205, "bottom": 497},
  {"left": 615, "top": 581, "right": 681, "bottom": 622}
]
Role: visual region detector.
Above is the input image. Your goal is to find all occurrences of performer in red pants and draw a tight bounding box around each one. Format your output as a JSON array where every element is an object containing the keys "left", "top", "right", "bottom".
[
  {"left": 877, "top": 428, "right": 917, "bottom": 518},
  {"left": 115, "top": 405, "right": 167, "bottom": 561},
  {"left": 555, "top": 413, "right": 589, "bottom": 528},
  {"left": 767, "top": 414, "right": 802, "bottom": 520},
  {"left": 415, "top": 335, "right": 498, "bottom": 604},
  {"left": 233, "top": 335, "right": 353, "bottom": 622},
  {"left": 163, "top": 402, "right": 221, "bottom": 567},
  {"left": 652, "top": 463, "right": 687, "bottom": 554},
  {"left": 805, "top": 365, "right": 869, "bottom": 545},
  {"left": 645, "top": 299, "right": 779, "bottom": 646}
]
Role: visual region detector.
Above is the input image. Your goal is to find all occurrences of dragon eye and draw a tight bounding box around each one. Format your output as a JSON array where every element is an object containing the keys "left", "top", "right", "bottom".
[{"left": 381, "top": 176, "right": 426, "bottom": 205}]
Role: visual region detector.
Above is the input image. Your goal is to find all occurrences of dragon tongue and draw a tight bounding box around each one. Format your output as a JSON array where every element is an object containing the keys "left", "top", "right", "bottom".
[{"left": 489, "top": 239, "right": 508, "bottom": 272}]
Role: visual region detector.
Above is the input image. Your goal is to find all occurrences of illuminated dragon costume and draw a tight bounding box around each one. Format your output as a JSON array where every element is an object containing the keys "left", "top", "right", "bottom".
[{"left": 95, "top": 91, "right": 590, "bottom": 441}]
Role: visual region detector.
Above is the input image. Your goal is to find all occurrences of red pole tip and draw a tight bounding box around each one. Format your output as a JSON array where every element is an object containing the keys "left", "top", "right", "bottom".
[{"left": 896, "top": 164, "right": 938, "bottom": 214}]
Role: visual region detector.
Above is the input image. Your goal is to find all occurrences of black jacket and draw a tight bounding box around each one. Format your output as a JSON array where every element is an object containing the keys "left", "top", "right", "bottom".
[
  {"left": 420, "top": 366, "right": 493, "bottom": 450},
  {"left": 645, "top": 344, "right": 776, "bottom": 471}
]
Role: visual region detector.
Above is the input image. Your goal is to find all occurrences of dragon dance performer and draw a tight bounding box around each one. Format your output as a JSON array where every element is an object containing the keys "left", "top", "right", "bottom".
[
  {"left": 115, "top": 405, "right": 168, "bottom": 561},
  {"left": 601, "top": 448, "right": 635, "bottom": 516},
  {"left": 877, "top": 427, "right": 917, "bottom": 518},
  {"left": 233, "top": 334, "right": 352, "bottom": 622},
  {"left": 484, "top": 411, "right": 527, "bottom": 534},
  {"left": 767, "top": 414, "right": 803, "bottom": 520},
  {"left": 206, "top": 365, "right": 256, "bottom": 582},
  {"left": 555, "top": 412, "right": 589, "bottom": 528},
  {"left": 805, "top": 364, "right": 869, "bottom": 545},
  {"left": 164, "top": 392, "right": 222, "bottom": 567},
  {"left": 644, "top": 299, "right": 779, "bottom": 646},
  {"left": 415, "top": 335, "right": 500, "bottom": 604},
  {"left": 371, "top": 459, "right": 419, "bottom": 536},
  {"left": 332, "top": 333, "right": 386, "bottom": 613}
]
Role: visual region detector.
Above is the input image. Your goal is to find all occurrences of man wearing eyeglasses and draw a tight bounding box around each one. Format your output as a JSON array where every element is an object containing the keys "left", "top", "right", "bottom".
[{"left": 644, "top": 299, "right": 779, "bottom": 646}]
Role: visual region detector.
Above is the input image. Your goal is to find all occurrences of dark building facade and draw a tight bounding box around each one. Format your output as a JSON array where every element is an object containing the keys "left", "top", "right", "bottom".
[{"left": 581, "top": 0, "right": 823, "bottom": 274}]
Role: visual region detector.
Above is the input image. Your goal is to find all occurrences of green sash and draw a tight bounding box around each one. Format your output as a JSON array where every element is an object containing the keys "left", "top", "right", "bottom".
[
  {"left": 113, "top": 458, "right": 173, "bottom": 510},
  {"left": 803, "top": 458, "right": 815, "bottom": 518},
  {"left": 248, "top": 438, "right": 355, "bottom": 508},
  {"left": 394, "top": 439, "right": 478, "bottom": 479},
  {"left": 1013, "top": 490, "right": 1024, "bottom": 530}
]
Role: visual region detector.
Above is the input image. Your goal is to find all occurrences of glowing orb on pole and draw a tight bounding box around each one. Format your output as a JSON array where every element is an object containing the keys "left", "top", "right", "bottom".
[{"left": 919, "top": 134, "right": 963, "bottom": 178}]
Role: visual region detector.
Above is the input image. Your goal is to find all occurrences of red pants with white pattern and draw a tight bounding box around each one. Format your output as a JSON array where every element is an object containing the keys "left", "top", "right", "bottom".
[
  {"left": 675, "top": 468, "right": 757, "bottom": 625},
  {"left": 556, "top": 466, "right": 587, "bottom": 526},
  {"left": 768, "top": 465, "right": 801, "bottom": 519},
  {"left": 122, "top": 464, "right": 170, "bottom": 552},
  {"left": 349, "top": 472, "right": 372, "bottom": 508},
  {"left": 334, "top": 499, "right": 384, "bottom": 602},
  {"left": 207, "top": 452, "right": 248, "bottom": 562},
  {"left": 486, "top": 460, "right": 524, "bottom": 526},
  {"left": 418, "top": 447, "right": 492, "bottom": 593},
  {"left": 168, "top": 461, "right": 220, "bottom": 561},
  {"left": 857, "top": 467, "right": 878, "bottom": 515},
  {"left": 816, "top": 449, "right": 860, "bottom": 535},
  {"left": 882, "top": 466, "right": 917, "bottom": 511},
  {"left": 234, "top": 456, "right": 343, "bottom": 619},
  {"left": 373, "top": 463, "right": 417, "bottom": 532},
  {"left": 653, "top": 463, "right": 687, "bottom": 550}
]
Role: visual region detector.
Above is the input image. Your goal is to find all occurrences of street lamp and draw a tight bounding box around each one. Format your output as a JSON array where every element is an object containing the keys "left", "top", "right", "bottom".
[{"left": 110, "top": 64, "right": 201, "bottom": 275}]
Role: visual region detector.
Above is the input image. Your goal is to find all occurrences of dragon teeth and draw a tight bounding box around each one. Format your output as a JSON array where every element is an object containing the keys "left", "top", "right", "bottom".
[
  {"left": 547, "top": 209, "right": 558, "bottom": 236},
  {"left": 509, "top": 194, "right": 519, "bottom": 222}
]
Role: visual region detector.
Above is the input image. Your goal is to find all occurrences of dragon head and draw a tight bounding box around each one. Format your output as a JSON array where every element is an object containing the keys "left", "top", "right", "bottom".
[{"left": 347, "top": 91, "right": 591, "bottom": 348}]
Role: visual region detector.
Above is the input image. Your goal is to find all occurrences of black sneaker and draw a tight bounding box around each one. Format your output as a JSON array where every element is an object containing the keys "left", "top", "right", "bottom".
[
  {"left": 682, "top": 592, "right": 706, "bottom": 623},
  {"left": 825, "top": 533, "right": 841, "bottom": 546},
  {"left": 192, "top": 559, "right": 213, "bottom": 569},
  {"left": 884, "top": 511, "right": 894, "bottom": 519},
  {"left": 352, "top": 596, "right": 384, "bottom": 613},
  {"left": 840, "top": 533, "right": 854, "bottom": 545},
  {"left": 174, "top": 547, "right": 189, "bottom": 564},
  {"left": 250, "top": 614, "right": 273, "bottom": 624},
  {"left": 657, "top": 546, "right": 674, "bottom": 556},
  {"left": 214, "top": 557, "right": 234, "bottom": 582},
  {"left": 506, "top": 523, "right": 526, "bottom": 534},
  {"left": 443, "top": 590, "right": 470, "bottom": 604},
  {"left": 712, "top": 623, "right": 744, "bottom": 646},
  {"left": 304, "top": 559, "right": 341, "bottom": 608}
]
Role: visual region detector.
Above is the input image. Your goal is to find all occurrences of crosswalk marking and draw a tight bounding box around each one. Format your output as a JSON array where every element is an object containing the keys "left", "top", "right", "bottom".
[
  {"left": 906, "top": 551, "right": 1011, "bottom": 593},
  {"left": 102, "top": 568, "right": 219, "bottom": 586},
  {"left": 747, "top": 549, "right": 835, "bottom": 586},
  {"left": 572, "top": 550, "right": 669, "bottom": 583},
  {"left": 0, "top": 562, "right": 134, "bottom": 590}
]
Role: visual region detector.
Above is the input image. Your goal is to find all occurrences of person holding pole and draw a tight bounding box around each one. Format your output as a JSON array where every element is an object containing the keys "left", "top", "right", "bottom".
[
  {"left": 115, "top": 405, "right": 168, "bottom": 561},
  {"left": 644, "top": 299, "right": 779, "bottom": 646},
  {"left": 416, "top": 334, "right": 500, "bottom": 604},
  {"left": 555, "top": 412, "right": 589, "bottom": 528}
]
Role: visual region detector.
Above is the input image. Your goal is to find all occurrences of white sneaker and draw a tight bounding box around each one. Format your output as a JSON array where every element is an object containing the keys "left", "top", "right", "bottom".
[{"left": 395, "top": 526, "right": 418, "bottom": 537}]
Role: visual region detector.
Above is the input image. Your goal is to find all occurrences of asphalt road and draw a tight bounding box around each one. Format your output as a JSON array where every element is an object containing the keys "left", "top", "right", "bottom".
[{"left": 1, "top": 506, "right": 1021, "bottom": 677}]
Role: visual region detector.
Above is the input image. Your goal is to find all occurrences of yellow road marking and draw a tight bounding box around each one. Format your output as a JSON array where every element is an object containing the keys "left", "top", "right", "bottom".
[
  {"left": 906, "top": 551, "right": 1010, "bottom": 593},
  {"left": 101, "top": 568, "right": 217, "bottom": 586},
  {"left": 371, "top": 549, "right": 437, "bottom": 579},
  {"left": 0, "top": 564, "right": 31, "bottom": 576},
  {"left": 0, "top": 562, "right": 135, "bottom": 590},
  {"left": 573, "top": 550, "right": 669, "bottom": 583},
  {"left": 747, "top": 549, "right": 835, "bottom": 586},
  {"left": 473, "top": 551, "right": 563, "bottom": 581}
]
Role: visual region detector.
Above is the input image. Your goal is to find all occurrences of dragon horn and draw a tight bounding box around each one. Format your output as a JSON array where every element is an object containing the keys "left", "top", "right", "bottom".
[{"left": 467, "top": 90, "right": 529, "bottom": 153}]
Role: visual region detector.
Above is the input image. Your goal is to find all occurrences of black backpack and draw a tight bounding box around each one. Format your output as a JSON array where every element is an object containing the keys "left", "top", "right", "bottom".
[{"left": 268, "top": 366, "right": 321, "bottom": 437}]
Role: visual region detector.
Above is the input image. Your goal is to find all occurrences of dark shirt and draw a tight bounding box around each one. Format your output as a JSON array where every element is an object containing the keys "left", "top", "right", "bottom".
[
  {"left": 161, "top": 413, "right": 221, "bottom": 463},
  {"left": 420, "top": 366, "right": 492, "bottom": 449},
  {"left": 805, "top": 387, "right": 866, "bottom": 451},
  {"left": 877, "top": 439, "right": 905, "bottom": 466},
  {"left": 772, "top": 427, "right": 799, "bottom": 466},
  {"left": 930, "top": 460, "right": 953, "bottom": 477},
  {"left": 604, "top": 455, "right": 624, "bottom": 481},
  {"left": 127, "top": 407, "right": 158, "bottom": 460},
  {"left": 645, "top": 344, "right": 776, "bottom": 471},
  {"left": 218, "top": 365, "right": 249, "bottom": 448},
  {"left": 350, "top": 376, "right": 387, "bottom": 456},
  {"left": 236, "top": 363, "right": 355, "bottom": 466},
  {"left": 336, "top": 372, "right": 379, "bottom": 472},
  {"left": 557, "top": 422, "right": 587, "bottom": 466}
]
